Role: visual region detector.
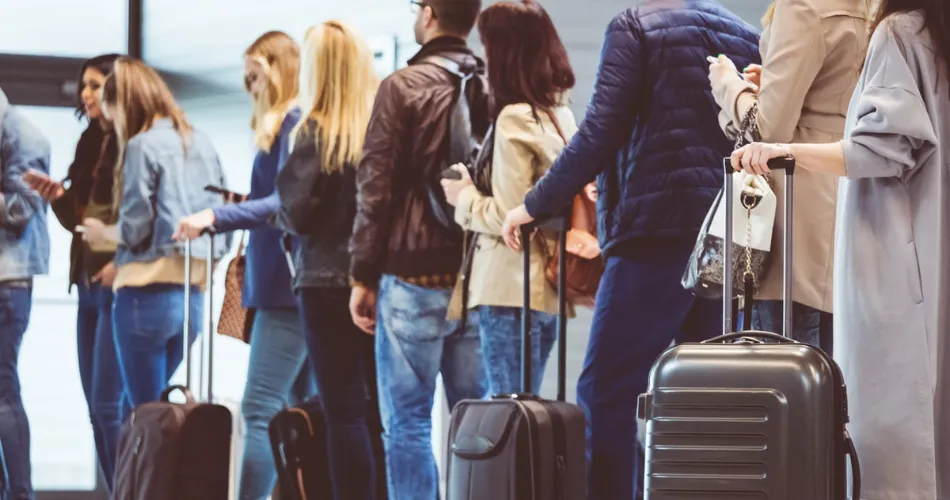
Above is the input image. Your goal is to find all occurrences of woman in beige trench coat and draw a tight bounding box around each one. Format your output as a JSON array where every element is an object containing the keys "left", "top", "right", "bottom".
[
  {"left": 731, "top": 4, "right": 950, "bottom": 497},
  {"left": 709, "top": 0, "right": 868, "bottom": 352}
]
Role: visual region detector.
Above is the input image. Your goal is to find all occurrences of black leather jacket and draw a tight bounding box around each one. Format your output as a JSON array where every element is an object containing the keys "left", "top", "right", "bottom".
[{"left": 276, "top": 118, "right": 356, "bottom": 289}]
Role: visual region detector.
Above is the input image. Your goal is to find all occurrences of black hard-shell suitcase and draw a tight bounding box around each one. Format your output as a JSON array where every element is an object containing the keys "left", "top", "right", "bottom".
[
  {"left": 637, "top": 158, "right": 860, "bottom": 499},
  {"left": 113, "top": 233, "right": 233, "bottom": 500},
  {"left": 446, "top": 218, "right": 586, "bottom": 500}
]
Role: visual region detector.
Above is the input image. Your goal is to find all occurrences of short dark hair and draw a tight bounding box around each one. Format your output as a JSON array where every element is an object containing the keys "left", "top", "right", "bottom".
[
  {"left": 429, "top": 0, "right": 482, "bottom": 37},
  {"left": 477, "top": 0, "right": 574, "bottom": 114},
  {"left": 75, "top": 53, "right": 122, "bottom": 119}
]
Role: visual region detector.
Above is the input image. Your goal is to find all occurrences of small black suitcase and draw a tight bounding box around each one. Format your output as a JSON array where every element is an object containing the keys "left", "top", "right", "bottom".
[
  {"left": 113, "top": 233, "right": 233, "bottom": 500},
  {"left": 638, "top": 158, "right": 860, "bottom": 499},
  {"left": 445, "top": 218, "right": 586, "bottom": 500},
  {"left": 268, "top": 399, "right": 333, "bottom": 499}
]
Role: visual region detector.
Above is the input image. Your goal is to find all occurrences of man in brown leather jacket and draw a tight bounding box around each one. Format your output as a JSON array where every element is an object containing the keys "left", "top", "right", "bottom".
[{"left": 347, "top": 0, "right": 489, "bottom": 497}]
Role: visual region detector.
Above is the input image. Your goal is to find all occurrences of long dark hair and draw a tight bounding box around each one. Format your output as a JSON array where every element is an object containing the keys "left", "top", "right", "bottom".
[
  {"left": 476, "top": 0, "right": 575, "bottom": 117},
  {"left": 871, "top": 0, "right": 950, "bottom": 97},
  {"left": 75, "top": 53, "right": 122, "bottom": 119}
]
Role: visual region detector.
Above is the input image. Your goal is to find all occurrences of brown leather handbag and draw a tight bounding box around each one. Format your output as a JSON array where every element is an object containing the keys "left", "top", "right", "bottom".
[
  {"left": 217, "top": 232, "right": 255, "bottom": 344},
  {"left": 542, "top": 110, "right": 604, "bottom": 307}
]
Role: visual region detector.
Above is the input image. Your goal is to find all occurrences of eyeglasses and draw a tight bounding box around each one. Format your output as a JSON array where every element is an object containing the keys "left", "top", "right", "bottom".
[{"left": 410, "top": 1, "right": 436, "bottom": 18}]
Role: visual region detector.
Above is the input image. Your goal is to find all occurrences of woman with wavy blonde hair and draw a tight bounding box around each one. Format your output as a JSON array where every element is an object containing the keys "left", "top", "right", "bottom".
[
  {"left": 176, "top": 30, "right": 315, "bottom": 500},
  {"left": 275, "top": 20, "right": 382, "bottom": 500},
  {"left": 84, "top": 57, "right": 229, "bottom": 408}
]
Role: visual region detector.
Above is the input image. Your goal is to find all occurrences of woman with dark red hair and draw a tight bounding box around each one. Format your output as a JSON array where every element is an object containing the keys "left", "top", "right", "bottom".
[{"left": 441, "top": 0, "right": 576, "bottom": 395}]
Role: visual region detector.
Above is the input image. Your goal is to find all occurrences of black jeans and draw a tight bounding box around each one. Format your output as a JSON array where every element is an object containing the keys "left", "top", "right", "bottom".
[{"left": 298, "top": 287, "right": 379, "bottom": 500}]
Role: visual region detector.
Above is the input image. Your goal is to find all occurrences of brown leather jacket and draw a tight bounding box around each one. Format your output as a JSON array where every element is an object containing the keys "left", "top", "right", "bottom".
[{"left": 349, "top": 36, "right": 489, "bottom": 287}]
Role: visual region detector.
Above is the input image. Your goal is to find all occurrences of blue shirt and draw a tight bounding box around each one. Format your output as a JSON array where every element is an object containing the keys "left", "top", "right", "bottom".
[{"left": 213, "top": 108, "right": 301, "bottom": 309}]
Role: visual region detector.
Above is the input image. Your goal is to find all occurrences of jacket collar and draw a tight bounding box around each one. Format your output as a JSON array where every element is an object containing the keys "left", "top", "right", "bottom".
[{"left": 408, "top": 35, "right": 484, "bottom": 72}]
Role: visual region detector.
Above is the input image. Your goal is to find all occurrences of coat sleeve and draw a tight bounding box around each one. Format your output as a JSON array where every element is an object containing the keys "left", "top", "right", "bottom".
[
  {"left": 841, "top": 23, "right": 938, "bottom": 179},
  {"left": 717, "top": 0, "right": 826, "bottom": 143},
  {"left": 117, "top": 139, "right": 156, "bottom": 251},
  {"left": 0, "top": 111, "right": 50, "bottom": 232},
  {"left": 454, "top": 108, "right": 541, "bottom": 236},
  {"left": 523, "top": 12, "right": 642, "bottom": 218},
  {"left": 349, "top": 76, "right": 406, "bottom": 286}
]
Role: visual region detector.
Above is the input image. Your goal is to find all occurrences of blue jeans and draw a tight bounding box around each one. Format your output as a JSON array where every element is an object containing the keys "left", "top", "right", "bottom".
[
  {"left": 375, "top": 276, "right": 489, "bottom": 500},
  {"left": 300, "top": 288, "right": 378, "bottom": 500},
  {"left": 577, "top": 239, "right": 722, "bottom": 500},
  {"left": 478, "top": 306, "right": 556, "bottom": 395},
  {"left": 112, "top": 284, "right": 200, "bottom": 406},
  {"left": 76, "top": 282, "right": 129, "bottom": 491},
  {"left": 752, "top": 300, "right": 834, "bottom": 355},
  {"left": 0, "top": 284, "right": 32, "bottom": 500},
  {"left": 239, "top": 308, "right": 316, "bottom": 500}
]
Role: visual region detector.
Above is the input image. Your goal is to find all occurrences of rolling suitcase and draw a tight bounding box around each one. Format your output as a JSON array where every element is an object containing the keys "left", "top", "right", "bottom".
[
  {"left": 637, "top": 157, "right": 861, "bottom": 499},
  {"left": 113, "top": 232, "right": 233, "bottom": 500},
  {"left": 445, "top": 217, "right": 586, "bottom": 500}
]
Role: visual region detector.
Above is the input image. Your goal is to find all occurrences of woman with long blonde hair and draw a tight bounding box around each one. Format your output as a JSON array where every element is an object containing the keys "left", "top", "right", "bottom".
[
  {"left": 176, "top": 31, "right": 315, "bottom": 500},
  {"left": 708, "top": 0, "right": 869, "bottom": 353},
  {"left": 275, "top": 20, "right": 381, "bottom": 500},
  {"left": 84, "top": 57, "right": 229, "bottom": 408}
]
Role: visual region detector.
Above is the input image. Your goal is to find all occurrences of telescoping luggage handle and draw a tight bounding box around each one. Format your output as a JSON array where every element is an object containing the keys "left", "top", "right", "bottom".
[
  {"left": 183, "top": 227, "right": 217, "bottom": 402},
  {"left": 520, "top": 212, "right": 569, "bottom": 402},
  {"left": 722, "top": 156, "right": 795, "bottom": 338}
]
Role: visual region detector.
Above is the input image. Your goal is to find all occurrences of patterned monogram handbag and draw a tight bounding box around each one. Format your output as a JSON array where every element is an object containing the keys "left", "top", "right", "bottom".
[{"left": 217, "top": 232, "right": 255, "bottom": 344}]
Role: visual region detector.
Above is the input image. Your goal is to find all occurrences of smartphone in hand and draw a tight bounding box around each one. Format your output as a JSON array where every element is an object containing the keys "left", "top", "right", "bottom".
[{"left": 441, "top": 167, "right": 464, "bottom": 181}]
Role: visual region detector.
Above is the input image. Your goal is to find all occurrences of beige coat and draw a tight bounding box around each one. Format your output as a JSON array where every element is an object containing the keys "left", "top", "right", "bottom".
[
  {"left": 448, "top": 103, "right": 578, "bottom": 318},
  {"left": 715, "top": 0, "right": 868, "bottom": 312}
]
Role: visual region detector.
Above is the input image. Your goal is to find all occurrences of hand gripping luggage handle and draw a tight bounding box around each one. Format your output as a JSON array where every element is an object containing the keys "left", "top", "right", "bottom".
[
  {"left": 183, "top": 227, "right": 216, "bottom": 402},
  {"left": 722, "top": 156, "right": 795, "bottom": 338},
  {"left": 521, "top": 213, "right": 569, "bottom": 402}
]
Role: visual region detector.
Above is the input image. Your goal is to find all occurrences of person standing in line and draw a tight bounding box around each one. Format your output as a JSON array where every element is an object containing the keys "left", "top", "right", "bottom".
[
  {"left": 23, "top": 52, "right": 131, "bottom": 492},
  {"left": 709, "top": 0, "right": 869, "bottom": 355},
  {"left": 347, "top": 0, "right": 490, "bottom": 497},
  {"left": 441, "top": 0, "right": 578, "bottom": 396},
  {"left": 176, "top": 31, "right": 316, "bottom": 500},
  {"left": 83, "top": 57, "right": 229, "bottom": 407},
  {"left": 731, "top": 3, "right": 950, "bottom": 496},
  {"left": 276, "top": 20, "right": 381, "bottom": 500},
  {"left": 500, "top": 2, "right": 760, "bottom": 498},
  {"left": 0, "top": 86, "right": 51, "bottom": 500}
]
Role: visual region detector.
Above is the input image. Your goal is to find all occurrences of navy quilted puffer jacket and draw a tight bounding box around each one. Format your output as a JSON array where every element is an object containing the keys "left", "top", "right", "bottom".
[{"left": 524, "top": 1, "right": 760, "bottom": 257}]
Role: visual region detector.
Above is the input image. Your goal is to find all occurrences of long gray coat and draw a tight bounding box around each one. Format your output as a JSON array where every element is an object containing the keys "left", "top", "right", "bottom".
[{"left": 837, "top": 11, "right": 950, "bottom": 499}]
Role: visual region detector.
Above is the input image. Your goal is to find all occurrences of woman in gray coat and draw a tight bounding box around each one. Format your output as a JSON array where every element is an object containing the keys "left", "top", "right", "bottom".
[{"left": 732, "top": 1, "right": 950, "bottom": 497}]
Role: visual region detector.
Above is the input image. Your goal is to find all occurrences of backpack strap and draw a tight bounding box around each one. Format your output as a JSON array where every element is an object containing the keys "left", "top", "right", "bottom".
[{"left": 418, "top": 55, "right": 474, "bottom": 81}]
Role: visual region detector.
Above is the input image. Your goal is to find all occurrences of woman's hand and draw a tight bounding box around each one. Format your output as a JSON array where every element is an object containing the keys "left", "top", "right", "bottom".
[
  {"left": 743, "top": 64, "right": 762, "bottom": 90},
  {"left": 501, "top": 204, "right": 535, "bottom": 251},
  {"left": 708, "top": 54, "right": 743, "bottom": 97},
  {"left": 730, "top": 143, "right": 792, "bottom": 175},
  {"left": 91, "top": 261, "right": 117, "bottom": 288},
  {"left": 23, "top": 169, "right": 65, "bottom": 201},
  {"left": 440, "top": 164, "right": 473, "bottom": 207},
  {"left": 82, "top": 218, "right": 118, "bottom": 246},
  {"left": 174, "top": 209, "right": 216, "bottom": 241}
]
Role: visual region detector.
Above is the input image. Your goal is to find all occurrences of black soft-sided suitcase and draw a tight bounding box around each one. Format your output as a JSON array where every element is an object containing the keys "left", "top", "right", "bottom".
[
  {"left": 446, "top": 217, "right": 586, "bottom": 500},
  {"left": 637, "top": 158, "right": 860, "bottom": 499},
  {"left": 113, "top": 233, "right": 233, "bottom": 500}
]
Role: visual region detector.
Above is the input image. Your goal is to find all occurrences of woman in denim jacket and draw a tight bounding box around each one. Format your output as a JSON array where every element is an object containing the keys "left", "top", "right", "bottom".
[
  {"left": 176, "top": 31, "right": 317, "bottom": 500},
  {"left": 83, "top": 57, "right": 229, "bottom": 406},
  {"left": 23, "top": 53, "right": 129, "bottom": 492}
]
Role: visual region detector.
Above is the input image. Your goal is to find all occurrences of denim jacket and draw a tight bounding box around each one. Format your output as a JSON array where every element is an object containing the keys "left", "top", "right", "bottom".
[
  {"left": 0, "top": 89, "right": 51, "bottom": 281},
  {"left": 115, "top": 119, "right": 229, "bottom": 267}
]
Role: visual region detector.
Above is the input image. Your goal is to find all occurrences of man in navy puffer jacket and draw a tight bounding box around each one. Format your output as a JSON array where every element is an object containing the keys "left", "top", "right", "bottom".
[{"left": 502, "top": 2, "right": 760, "bottom": 498}]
